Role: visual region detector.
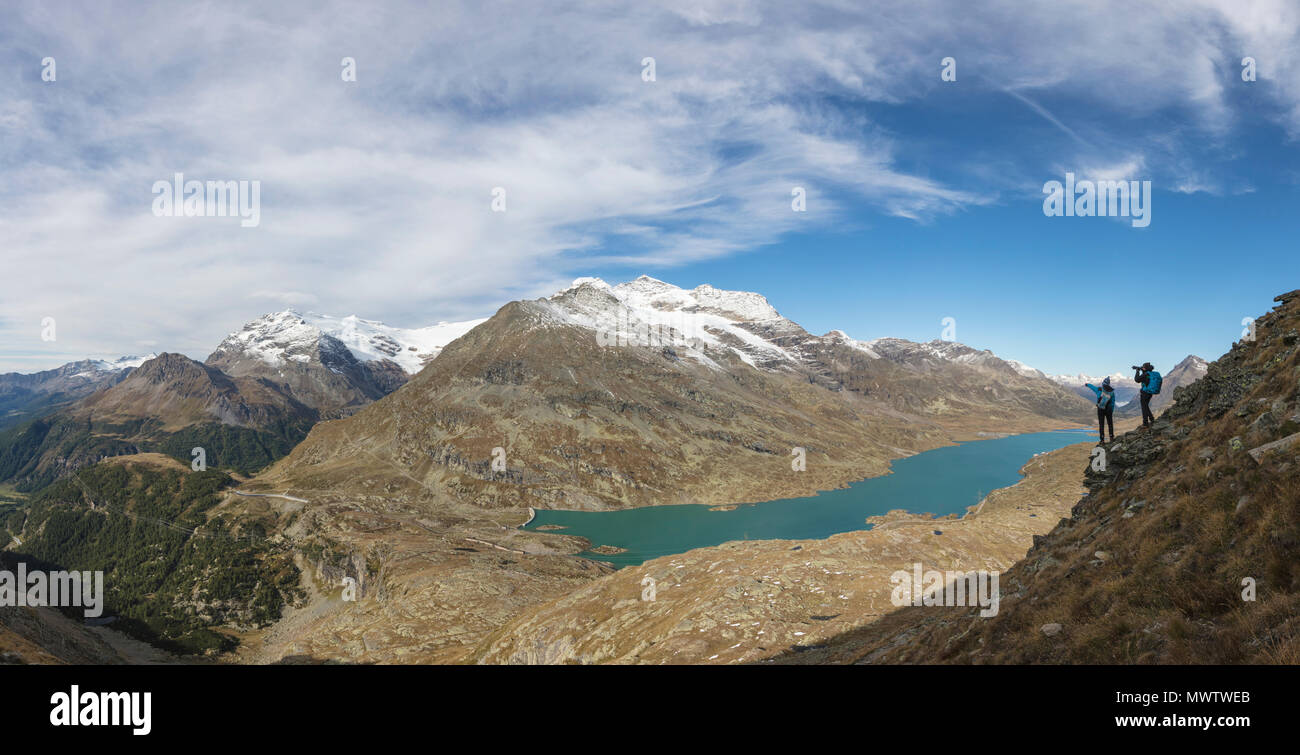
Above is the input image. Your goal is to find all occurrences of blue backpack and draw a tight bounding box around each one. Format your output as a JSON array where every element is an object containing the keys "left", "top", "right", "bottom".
[{"left": 1146, "top": 371, "right": 1162, "bottom": 395}]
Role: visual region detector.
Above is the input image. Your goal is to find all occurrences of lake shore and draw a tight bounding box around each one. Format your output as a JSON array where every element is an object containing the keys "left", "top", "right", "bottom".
[
  {"left": 524, "top": 429, "right": 1092, "bottom": 567},
  {"left": 474, "top": 441, "right": 1094, "bottom": 664}
]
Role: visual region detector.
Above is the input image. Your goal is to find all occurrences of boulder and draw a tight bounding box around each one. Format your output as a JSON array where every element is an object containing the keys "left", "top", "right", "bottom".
[{"left": 1247, "top": 432, "right": 1300, "bottom": 464}]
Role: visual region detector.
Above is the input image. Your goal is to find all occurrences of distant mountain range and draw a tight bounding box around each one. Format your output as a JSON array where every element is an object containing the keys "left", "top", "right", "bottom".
[
  {"left": 260, "top": 275, "right": 1098, "bottom": 510},
  {"left": 0, "top": 281, "right": 1212, "bottom": 500},
  {"left": 0, "top": 276, "right": 1221, "bottom": 663},
  {"left": 0, "top": 310, "right": 483, "bottom": 489},
  {"left": 1043, "top": 356, "right": 1208, "bottom": 416},
  {"left": 231, "top": 276, "right": 1107, "bottom": 661},
  {"left": 2, "top": 279, "right": 1213, "bottom": 498},
  {"left": 0, "top": 355, "right": 155, "bottom": 431}
]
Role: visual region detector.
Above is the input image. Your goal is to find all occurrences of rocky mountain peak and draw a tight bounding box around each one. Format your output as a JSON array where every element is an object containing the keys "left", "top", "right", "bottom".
[
  {"left": 132, "top": 352, "right": 217, "bottom": 384},
  {"left": 207, "top": 310, "right": 331, "bottom": 370}
]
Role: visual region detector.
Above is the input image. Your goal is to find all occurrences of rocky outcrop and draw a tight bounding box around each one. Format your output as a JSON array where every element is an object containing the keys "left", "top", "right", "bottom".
[{"left": 83, "top": 353, "right": 314, "bottom": 429}]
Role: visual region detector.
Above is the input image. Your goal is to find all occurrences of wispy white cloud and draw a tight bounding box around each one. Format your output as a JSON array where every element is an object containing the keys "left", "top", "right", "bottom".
[{"left": 1, "top": 0, "right": 1298, "bottom": 371}]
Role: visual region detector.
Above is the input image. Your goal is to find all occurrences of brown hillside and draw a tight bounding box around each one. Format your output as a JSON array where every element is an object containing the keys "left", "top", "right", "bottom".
[{"left": 778, "top": 289, "right": 1300, "bottom": 664}]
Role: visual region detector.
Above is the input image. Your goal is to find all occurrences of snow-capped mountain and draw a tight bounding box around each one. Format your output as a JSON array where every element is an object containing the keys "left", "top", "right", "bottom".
[
  {"left": 1048, "top": 371, "right": 1137, "bottom": 389},
  {"left": 263, "top": 275, "right": 1093, "bottom": 521},
  {"left": 1046, "top": 357, "right": 1208, "bottom": 415},
  {"left": 532, "top": 276, "right": 1093, "bottom": 426},
  {"left": 209, "top": 310, "right": 485, "bottom": 376},
  {"left": 1003, "top": 359, "right": 1047, "bottom": 379},
  {"left": 539, "top": 277, "right": 1100, "bottom": 395},
  {"left": 206, "top": 309, "right": 487, "bottom": 417},
  {"left": 541, "top": 276, "right": 801, "bottom": 369},
  {"left": 80, "top": 354, "right": 158, "bottom": 375},
  {"left": 1168, "top": 354, "right": 1209, "bottom": 381},
  {"left": 1050, "top": 370, "right": 1138, "bottom": 399},
  {"left": 297, "top": 311, "right": 487, "bottom": 375},
  {"left": 864, "top": 338, "right": 1045, "bottom": 377},
  {"left": 320, "top": 311, "right": 487, "bottom": 371}
]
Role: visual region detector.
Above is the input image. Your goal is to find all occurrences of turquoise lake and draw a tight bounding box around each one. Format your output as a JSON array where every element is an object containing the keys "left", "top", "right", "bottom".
[{"left": 523, "top": 429, "right": 1093, "bottom": 567}]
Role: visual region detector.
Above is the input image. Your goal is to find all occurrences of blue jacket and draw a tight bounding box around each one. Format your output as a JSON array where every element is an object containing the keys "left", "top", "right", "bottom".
[
  {"left": 1137, "top": 369, "right": 1163, "bottom": 395},
  {"left": 1086, "top": 383, "right": 1116, "bottom": 411}
]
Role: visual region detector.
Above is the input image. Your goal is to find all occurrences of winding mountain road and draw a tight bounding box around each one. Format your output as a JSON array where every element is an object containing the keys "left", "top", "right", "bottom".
[{"left": 232, "top": 490, "right": 310, "bottom": 503}]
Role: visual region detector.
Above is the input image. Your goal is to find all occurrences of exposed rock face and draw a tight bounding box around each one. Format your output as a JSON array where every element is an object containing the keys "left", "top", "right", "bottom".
[
  {"left": 777, "top": 289, "right": 1300, "bottom": 665},
  {"left": 0, "top": 601, "right": 181, "bottom": 665}
]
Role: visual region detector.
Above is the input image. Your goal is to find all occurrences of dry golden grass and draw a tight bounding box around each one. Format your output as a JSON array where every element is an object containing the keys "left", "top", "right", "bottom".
[{"left": 782, "top": 290, "right": 1300, "bottom": 665}]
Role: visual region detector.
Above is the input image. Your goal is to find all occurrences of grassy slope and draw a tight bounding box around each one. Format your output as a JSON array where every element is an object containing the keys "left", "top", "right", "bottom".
[{"left": 783, "top": 290, "right": 1300, "bottom": 665}]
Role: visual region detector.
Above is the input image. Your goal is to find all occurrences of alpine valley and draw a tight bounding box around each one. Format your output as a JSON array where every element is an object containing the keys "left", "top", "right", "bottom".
[{"left": 3, "top": 277, "right": 1244, "bottom": 665}]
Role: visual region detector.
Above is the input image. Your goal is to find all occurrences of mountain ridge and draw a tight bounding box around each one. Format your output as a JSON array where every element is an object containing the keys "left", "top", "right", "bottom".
[
  {"left": 0, "top": 355, "right": 156, "bottom": 431},
  {"left": 219, "top": 276, "right": 1096, "bottom": 662}
]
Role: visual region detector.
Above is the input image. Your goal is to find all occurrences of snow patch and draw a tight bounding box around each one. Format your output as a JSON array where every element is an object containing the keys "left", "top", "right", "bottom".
[
  {"left": 214, "top": 309, "right": 486, "bottom": 374},
  {"left": 542, "top": 276, "right": 797, "bottom": 369}
]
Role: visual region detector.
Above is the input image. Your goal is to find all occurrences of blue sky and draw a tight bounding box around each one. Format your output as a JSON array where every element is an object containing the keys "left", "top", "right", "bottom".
[
  {"left": 633, "top": 185, "right": 1300, "bottom": 376},
  {"left": 574, "top": 52, "right": 1300, "bottom": 375},
  {"left": 3, "top": 1, "right": 1300, "bottom": 376}
]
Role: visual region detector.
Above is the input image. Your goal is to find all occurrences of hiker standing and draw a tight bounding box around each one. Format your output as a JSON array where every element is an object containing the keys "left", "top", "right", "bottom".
[
  {"left": 1132, "top": 362, "right": 1162, "bottom": 428},
  {"left": 1085, "top": 376, "right": 1116, "bottom": 443}
]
